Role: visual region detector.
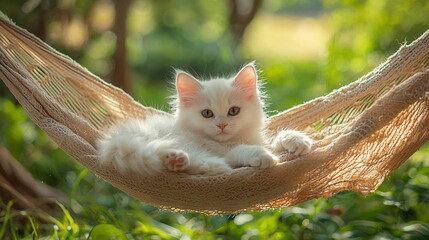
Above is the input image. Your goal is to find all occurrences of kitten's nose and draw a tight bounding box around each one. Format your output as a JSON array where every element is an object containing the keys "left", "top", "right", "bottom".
[{"left": 217, "top": 123, "right": 228, "bottom": 130}]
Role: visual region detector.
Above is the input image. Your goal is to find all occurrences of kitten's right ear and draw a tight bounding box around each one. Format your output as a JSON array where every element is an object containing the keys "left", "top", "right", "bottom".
[{"left": 176, "top": 70, "right": 202, "bottom": 107}]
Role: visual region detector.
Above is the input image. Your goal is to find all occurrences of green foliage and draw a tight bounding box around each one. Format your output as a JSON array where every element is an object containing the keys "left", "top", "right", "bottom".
[
  {"left": 324, "top": 0, "right": 429, "bottom": 89},
  {"left": 265, "top": 0, "right": 324, "bottom": 15},
  {"left": 89, "top": 224, "right": 127, "bottom": 240},
  {"left": 261, "top": 60, "right": 326, "bottom": 113},
  {"left": 1, "top": 0, "right": 429, "bottom": 239},
  {"left": 0, "top": 98, "right": 79, "bottom": 188}
]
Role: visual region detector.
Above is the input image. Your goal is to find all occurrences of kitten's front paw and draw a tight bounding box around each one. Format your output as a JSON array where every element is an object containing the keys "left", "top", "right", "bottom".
[
  {"left": 248, "top": 149, "right": 278, "bottom": 169},
  {"left": 162, "top": 150, "right": 190, "bottom": 172},
  {"left": 227, "top": 145, "right": 278, "bottom": 169},
  {"left": 275, "top": 130, "right": 313, "bottom": 156}
]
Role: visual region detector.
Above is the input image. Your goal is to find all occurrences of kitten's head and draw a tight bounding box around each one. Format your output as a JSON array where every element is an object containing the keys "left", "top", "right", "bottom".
[{"left": 172, "top": 63, "right": 266, "bottom": 143}]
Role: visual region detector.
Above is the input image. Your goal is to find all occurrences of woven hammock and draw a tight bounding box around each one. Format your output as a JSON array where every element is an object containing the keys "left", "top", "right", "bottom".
[{"left": 1, "top": 13, "right": 429, "bottom": 214}]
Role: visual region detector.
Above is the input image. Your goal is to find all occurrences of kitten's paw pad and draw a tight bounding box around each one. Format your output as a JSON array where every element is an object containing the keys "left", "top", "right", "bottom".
[
  {"left": 163, "top": 150, "right": 189, "bottom": 172},
  {"left": 277, "top": 130, "right": 313, "bottom": 156},
  {"left": 249, "top": 150, "right": 277, "bottom": 169}
]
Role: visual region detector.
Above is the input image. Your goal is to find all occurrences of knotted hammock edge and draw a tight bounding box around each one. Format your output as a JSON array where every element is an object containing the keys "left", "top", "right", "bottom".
[{"left": 0, "top": 12, "right": 428, "bottom": 214}]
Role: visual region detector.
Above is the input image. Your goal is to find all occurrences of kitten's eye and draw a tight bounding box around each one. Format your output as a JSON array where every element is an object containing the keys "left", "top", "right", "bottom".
[
  {"left": 228, "top": 106, "right": 240, "bottom": 116},
  {"left": 201, "top": 109, "right": 214, "bottom": 118}
]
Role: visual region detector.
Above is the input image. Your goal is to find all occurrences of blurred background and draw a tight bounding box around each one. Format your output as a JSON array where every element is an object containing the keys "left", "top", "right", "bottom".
[{"left": 1, "top": 0, "right": 429, "bottom": 239}]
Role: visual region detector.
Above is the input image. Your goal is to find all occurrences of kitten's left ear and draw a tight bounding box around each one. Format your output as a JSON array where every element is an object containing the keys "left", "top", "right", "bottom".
[{"left": 233, "top": 63, "right": 258, "bottom": 98}]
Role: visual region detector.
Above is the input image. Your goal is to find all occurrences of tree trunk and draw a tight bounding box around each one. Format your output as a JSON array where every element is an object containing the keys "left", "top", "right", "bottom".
[
  {"left": 112, "top": 0, "right": 131, "bottom": 94},
  {"left": 229, "top": 0, "right": 261, "bottom": 45},
  {"left": 0, "top": 144, "right": 65, "bottom": 211}
]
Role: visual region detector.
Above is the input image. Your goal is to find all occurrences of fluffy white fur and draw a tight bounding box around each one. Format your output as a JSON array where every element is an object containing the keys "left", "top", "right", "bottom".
[{"left": 97, "top": 63, "right": 313, "bottom": 175}]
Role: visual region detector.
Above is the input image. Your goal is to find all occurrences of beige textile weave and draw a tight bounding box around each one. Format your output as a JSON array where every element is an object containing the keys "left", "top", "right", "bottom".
[{"left": 1, "top": 13, "right": 429, "bottom": 214}]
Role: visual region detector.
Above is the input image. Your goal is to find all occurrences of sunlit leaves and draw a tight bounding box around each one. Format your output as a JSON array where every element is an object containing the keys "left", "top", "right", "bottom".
[{"left": 89, "top": 224, "right": 127, "bottom": 240}]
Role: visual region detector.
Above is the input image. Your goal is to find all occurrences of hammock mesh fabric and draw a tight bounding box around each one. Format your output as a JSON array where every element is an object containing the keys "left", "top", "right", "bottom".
[{"left": 1, "top": 13, "right": 429, "bottom": 214}]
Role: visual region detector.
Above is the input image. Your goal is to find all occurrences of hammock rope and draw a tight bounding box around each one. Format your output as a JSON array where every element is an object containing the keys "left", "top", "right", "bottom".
[{"left": 1, "top": 12, "right": 428, "bottom": 214}]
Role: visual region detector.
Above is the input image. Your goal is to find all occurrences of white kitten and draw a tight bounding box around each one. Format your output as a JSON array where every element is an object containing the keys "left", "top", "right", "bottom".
[{"left": 97, "top": 63, "right": 313, "bottom": 175}]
